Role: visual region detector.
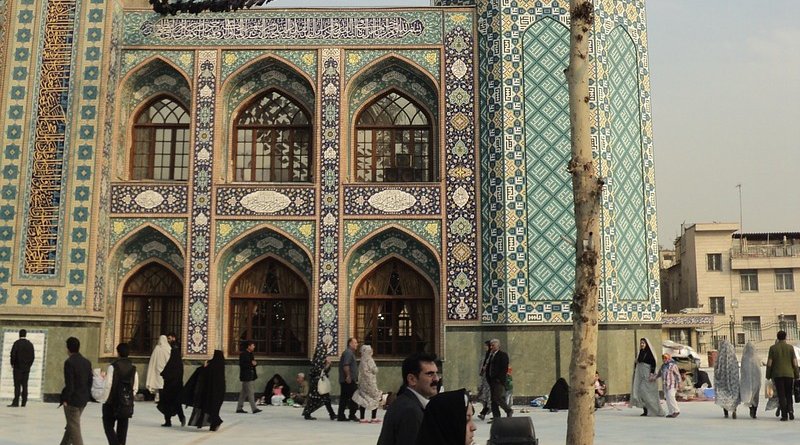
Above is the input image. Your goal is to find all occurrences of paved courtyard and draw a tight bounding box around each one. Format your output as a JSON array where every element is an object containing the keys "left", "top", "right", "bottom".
[{"left": 1, "top": 399, "right": 798, "bottom": 444}]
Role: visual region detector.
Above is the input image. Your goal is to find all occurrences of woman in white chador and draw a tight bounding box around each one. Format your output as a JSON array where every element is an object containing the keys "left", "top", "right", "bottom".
[
  {"left": 352, "top": 345, "right": 382, "bottom": 423},
  {"left": 714, "top": 340, "right": 741, "bottom": 418},
  {"left": 146, "top": 335, "right": 172, "bottom": 400},
  {"left": 630, "top": 337, "right": 664, "bottom": 417},
  {"left": 739, "top": 342, "right": 761, "bottom": 419}
]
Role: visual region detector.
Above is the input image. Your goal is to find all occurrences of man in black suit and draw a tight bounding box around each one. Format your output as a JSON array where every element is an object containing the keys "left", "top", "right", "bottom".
[
  {"left": 486, "top": 338, "right": 513, "bottom": 420},
  {"left": 60, "top": 337, "right": 93, "bottom": 445},
  {"left": 377, "top": 352, "right": 440, "bottom": 445},
  {"left": 8, "top": 329, "right": 34, "bottom": 407}
]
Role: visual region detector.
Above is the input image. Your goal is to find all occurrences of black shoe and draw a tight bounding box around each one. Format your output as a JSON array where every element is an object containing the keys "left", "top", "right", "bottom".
[
  {"left": 723, "top": 409, "right": 729, "bottom": 419},
  {"left": 236, "top": 409, "right": 247, "bottom": 414},
  {"left": 337, "top": 417, "right": 349, "bottom": 422},
  {"left": 330, "top": 414, "right": 337, "bottom": 421},
  {"left": 179, "top": 415, "right": 186, "bottom": 427},
  {"left": 781, "top": 416, "right": 788, "bottom": 421},
  {"left": 640, "top": 412, "right": 648, "bottom": 417},
  {"left": 732, "top": 411, "right": 737, "bottom": 419},
  {"left": 6, "top": 404, "right": 18, "bottom": 408},
  {"left": 161, "top": 422, "right": 172, "bottom": 427},
  {"left": 750, "top": 407, "right": 757, "bottom": 419},
  {"left": 253, "top": 408, "right": 262, "bottom": 414},
  {"left": 210, "top": 423, "right": 221, "bottom": 431},
  {"left": 304, "top": 415, "right": 317, "bottom": 420},
  {"left": 790, "top": 412, "right": 795, "bottom": 420},
  {"left": 349, "top": 416, "right": 360, "bottom": 422}
]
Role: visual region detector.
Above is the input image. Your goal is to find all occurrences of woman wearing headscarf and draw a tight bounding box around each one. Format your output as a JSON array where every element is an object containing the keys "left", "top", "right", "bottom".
[
  {"left": 157, "top": 343, "right": 185, "bottom": 427},
  {"left": 146, "top": 335, "right": 172, "bottom": 399},
  {"left": 739, "top": 342, "right": 761, "bottom": 419},
  {"left": 543, "top": 378, "right": 569, "bottom": 412},
  {"left": 416, "top": 388, "right": 476, "bottom": 445},
  {"left": 352, "top": 345, "right": 382, "bottom": 423},
  {"left": 261, "top": 374, "right": 291, "bottom": 405},
  {"left": 714, "top": 340, "right": 741, "bottom": 418},
  {"left": 184, "top": 350, "right": 226, "bottom": 431},
  {"left": 630, "top": 337, "right": 664, "bottom": 416},
  {"left": 302, "top": 342, "right": 337, "bottom": 421},
  {"left": 476, "top": 340, "right": 492, "bottom": 420}
]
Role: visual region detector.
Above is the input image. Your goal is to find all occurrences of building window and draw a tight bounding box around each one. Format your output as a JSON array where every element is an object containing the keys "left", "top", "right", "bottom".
[
  {"left": 776, "top": 269, "right": 795, "bottom": 291},
  {"left": 229, "top": 257, "right": 308, "bottom": 356},
  {"left": 740, "top": 269, "right": 759, "bottom": 292},
  {"left": 131, "top": 97, "right": 190, "bottom": 181},
  {"left": 355, "top": 259, "right": 434, "bottom": 357},
  {"left": 234, "top": 90, "right": 312, "bottom": 182},
  {"left": 669, "top": 328, "right": 690, "bottom": 346},
  {"left": 706, "top": 253, "right": 722, "bottom": 271},
  {"left": 742, "top": 316, "right": 762, "bottom": 341},
  {"left": 121, "top": 263, "right": 183, "bottom": 355},
  {"left": 782, "top": 315, "right": 798, "bottom": 340},
  {"left": 709, "top": 296, "right": 725, "bottom": 315},
  {"left": 355, "top": 91, "right": 436, "bottom": 182}
]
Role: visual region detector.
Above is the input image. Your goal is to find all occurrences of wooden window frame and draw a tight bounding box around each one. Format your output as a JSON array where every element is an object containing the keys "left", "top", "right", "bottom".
[{"left": 130, "top": 96, "right": 190, "bottom": 181}]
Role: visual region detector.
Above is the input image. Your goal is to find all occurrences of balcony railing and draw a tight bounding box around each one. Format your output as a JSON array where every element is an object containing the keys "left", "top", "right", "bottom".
[{"left": 731, "top": 244, "right": 800, "bottom": 258}]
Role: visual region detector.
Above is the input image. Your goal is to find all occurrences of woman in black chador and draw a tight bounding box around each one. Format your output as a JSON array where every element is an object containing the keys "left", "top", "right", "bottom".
[
  {"left": 630, "top": 337, "right": 664, "bottom": 417},
  {"left": 157, "top": 344, "right": 185, "bottom": 427},
  {"left": 301, "top": 343, "right": 337, "bottom": 420},
  {"left": 183, "top": 350, "right": 226, "bottom": 431},
  {"left": 543, "top": 377, "right": 569, "bottom": 412},
  {"left": 416, "top": 388, "right": 476, "bottom": 445}
]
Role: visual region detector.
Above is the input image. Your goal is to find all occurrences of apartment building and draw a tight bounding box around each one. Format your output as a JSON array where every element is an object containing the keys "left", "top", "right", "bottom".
[{"left": 661, "top": 223, "right": 800, "bottom": 353}]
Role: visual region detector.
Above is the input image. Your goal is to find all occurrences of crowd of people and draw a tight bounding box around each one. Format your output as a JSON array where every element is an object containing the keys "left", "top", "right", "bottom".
[{"left": 16, "top": 326, "right": 800, "bottom": 444}]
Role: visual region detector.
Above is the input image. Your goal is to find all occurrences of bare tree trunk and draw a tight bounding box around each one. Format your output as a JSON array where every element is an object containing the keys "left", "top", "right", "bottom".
[{"left": 565, "top": 1, "right": 601, "bottom": 445}]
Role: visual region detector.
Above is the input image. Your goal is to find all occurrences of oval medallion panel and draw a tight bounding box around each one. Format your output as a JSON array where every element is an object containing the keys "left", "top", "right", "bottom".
[
  {"left": 367, "top": 189, "right": 417, "bottom": 213},
  {"left": 240, "top": 190, "right": 292, "bottom": 213}
]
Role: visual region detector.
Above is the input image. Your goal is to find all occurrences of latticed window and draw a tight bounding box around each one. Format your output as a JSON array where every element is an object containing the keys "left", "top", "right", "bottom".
[
  {"left": 131, "top": 97, "right": 190, "bottom": 180},
  {"left": 229, "top": 257, "right": 308, "bottom": 356},
  {"left": 355, "top": 259, "right": 434, "bottom": 356},
  {"left": 234, "top": 90, "right": 312, "bottom": 182},
  {"left": 355, "top": 91, "right": 435, "bottom": 182},
  {"left": 121, "top": 263, "right": 183, "bottom": 355}
]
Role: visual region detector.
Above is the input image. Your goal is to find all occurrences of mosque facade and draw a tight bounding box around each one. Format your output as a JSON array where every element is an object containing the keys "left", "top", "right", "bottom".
[{"left": 0, "top": 0, "right": 660, "bottom": 398}]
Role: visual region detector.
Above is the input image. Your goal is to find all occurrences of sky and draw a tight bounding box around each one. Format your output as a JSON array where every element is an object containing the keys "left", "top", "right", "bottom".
[{"left": 264, "top": 0, "right": 800, "bottom": 247}]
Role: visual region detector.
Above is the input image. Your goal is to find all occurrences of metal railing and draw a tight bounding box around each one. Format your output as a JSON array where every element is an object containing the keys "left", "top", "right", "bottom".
[
  {"left": 706, "top": 320, "right": 799, "bottom": 356},
  {"left": 731, "top": 244, "right": 800, "bottom": 258}
]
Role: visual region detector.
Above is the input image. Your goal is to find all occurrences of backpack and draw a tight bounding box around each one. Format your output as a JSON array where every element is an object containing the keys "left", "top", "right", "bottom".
[{"left": 112, "top": 361, "right": 136, "bottom": 419}]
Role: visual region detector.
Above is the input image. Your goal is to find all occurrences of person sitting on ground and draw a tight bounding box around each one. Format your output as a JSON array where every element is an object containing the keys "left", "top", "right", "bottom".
[
  {"left": 291, "top": 373, "right": 310, "bottom": 406},
  {"left": 594, "top": 372, "right": 608, "bottom": 409},
  {"left": 543, "top": 377, "right": 569, "bottom": 412},
  {"left": 260, "top": 374, "right": 290, "bottom": 405},
  {"left": 677, "top": 369, "right": 696, "bottom": 401}
]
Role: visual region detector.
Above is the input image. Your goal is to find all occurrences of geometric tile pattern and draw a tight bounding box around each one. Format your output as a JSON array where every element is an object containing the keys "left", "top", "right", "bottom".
[
  {"left": 347, "top": 61, "right": 438, "bottom": 122},
  {"left": 94, "top": 4, "right": 124, "bottom": 315},
  {"left": 186, "top": 51, "right": 217, "bottom": 355},
  {"left": 20, "top": 0, "right": 78, "bottom": 277},
  {"left": 221, "top": 50, "right": 317, "bottom": 81},
  {"left": 109, "top": 217, "right": 188, "bottom": 247},
  {"left": 443, "top": 14, "right": 479, "bottom": 320},
  {"left": 607, "top": 27, "right": 648, "bottom": 302},
  {"left": 215, "top": 187, "right": 316, "bottom": 217},
  {"left": 342, "top": 186, "right": 441, "bottom": 216},
  {"left": 214, "top": 220, "right": 316, "bottom": 256},
  {"left": 218, "top": 228, "right": 312, "bottom": 287},
  {"left": 317, "top": 49, "right": 343, "bottom": 354},
  {"left": 124, "top": 11, "right": 444, "bottom": 46},
  {"left": 522, "top": 18, "right": 575, "bottom": 307},
  {"left": 346, "top": 228, "right": 440, "bottom": 293},
  {"left": 121, "top": 49, "right": 194, "bottom": 79},
  {"left": 344, "top": 49, "right": 440, "bottom": 82},
  {"left": 342, "top": 219, "right": 441, "bottom": 254}
]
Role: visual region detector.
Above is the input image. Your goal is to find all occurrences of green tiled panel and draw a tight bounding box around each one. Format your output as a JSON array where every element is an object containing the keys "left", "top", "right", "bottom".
[{"left": 522, "top": 18, "right": 574, "bottom": 303}]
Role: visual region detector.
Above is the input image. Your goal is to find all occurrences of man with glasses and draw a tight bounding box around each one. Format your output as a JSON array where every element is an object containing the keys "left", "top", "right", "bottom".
[{"left": 377, "top": 352, "right": 440, "bottom": 445}]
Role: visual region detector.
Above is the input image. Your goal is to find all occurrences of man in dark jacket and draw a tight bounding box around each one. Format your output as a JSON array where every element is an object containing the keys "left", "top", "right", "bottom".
[
  {"left": 235, "top": 341, "right": 261, "bottom": 414},
  {"left": 8, "top": 329, "right": 34, "bottom": 407},
  {"left": 100, "top": 343, "right": 138, "bottom": 445},
  {"left": 377, "top": 352, "right": 440, "bottom": 445},
  {"left": 487, "top": 338, "right": 513, "bottom": 420},
  {"left": 60, "top": 337, "right": 93, "bottom": 445}
]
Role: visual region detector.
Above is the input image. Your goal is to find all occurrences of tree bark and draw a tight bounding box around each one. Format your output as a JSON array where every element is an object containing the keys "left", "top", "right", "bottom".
[{"left": 565, "top": 1, "right": 601, "bottom": 445}]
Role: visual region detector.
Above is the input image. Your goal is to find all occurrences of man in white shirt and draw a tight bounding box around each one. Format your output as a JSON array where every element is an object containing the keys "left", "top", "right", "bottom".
[
  {"left": 377, "top": 352, "right": 440, "bottom": 445},
  {"left": 100, "top": 343, "right": 139, "bottom": 445}
]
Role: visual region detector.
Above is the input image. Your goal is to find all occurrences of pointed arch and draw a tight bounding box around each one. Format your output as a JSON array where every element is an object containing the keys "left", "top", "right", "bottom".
[
  {"left": 216, "top": 227, "right": 313, "bottom": 357},
  {"left": 116, "top": 58, "right": 192, "bottom": 180}
]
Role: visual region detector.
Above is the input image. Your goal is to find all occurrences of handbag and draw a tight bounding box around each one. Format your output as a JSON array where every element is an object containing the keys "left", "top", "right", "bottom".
[{"left": 317, "top": 374, "right": 331, "bottom": 395}]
